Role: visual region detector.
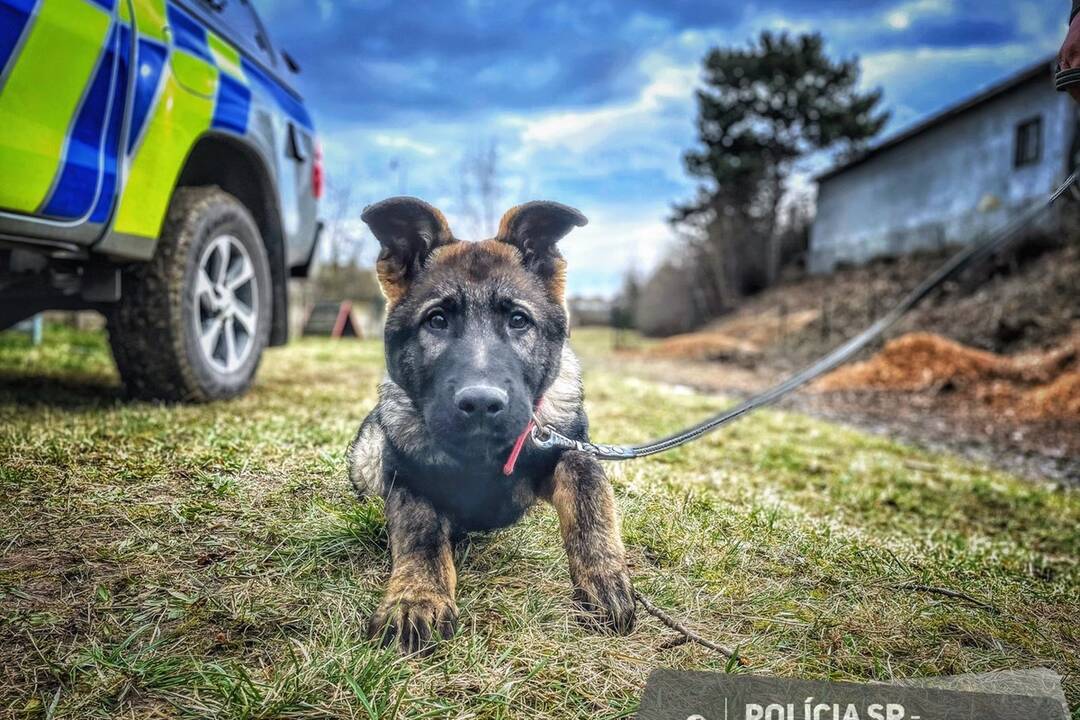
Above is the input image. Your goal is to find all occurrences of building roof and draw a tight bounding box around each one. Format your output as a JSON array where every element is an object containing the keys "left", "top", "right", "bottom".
[{"left": 816, "top": 56, "right": 1056, "bottom": 183}]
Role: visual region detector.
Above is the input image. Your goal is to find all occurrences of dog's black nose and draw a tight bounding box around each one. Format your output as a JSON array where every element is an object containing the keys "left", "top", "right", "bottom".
[{"left": 454, "top": 385, "right": 507, "bottom": 419}]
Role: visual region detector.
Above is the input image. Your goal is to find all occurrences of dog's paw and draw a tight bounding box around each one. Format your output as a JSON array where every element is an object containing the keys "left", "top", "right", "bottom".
[
  {"left": 367, "top": 590, "right": 458, "bottom": 655},
  {"left": 572, "top": 569, "right": 636, "bottom": 634}
]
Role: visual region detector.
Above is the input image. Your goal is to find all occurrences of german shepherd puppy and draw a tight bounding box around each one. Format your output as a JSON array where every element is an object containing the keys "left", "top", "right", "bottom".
[{"left": 348, "top": 197, "right": 634, "bottom": 653}]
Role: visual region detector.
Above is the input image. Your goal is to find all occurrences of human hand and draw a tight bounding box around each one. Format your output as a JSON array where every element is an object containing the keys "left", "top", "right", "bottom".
[{"left": 1058, "top": 15, "right": 1080, "bottom": 102}]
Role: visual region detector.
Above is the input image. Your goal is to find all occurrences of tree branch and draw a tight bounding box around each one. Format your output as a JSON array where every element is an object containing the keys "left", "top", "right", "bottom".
[
  {"left": 892, "top": 583, "right": 999, "bottom": 613},
  {"left": 634, "top": 590, "right": 748, "bottom": 665}
]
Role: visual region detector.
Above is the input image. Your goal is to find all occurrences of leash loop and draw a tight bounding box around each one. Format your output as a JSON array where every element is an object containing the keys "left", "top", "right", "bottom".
[{"left": 533, "top": 172, "right": 1079, "bottom": 462}]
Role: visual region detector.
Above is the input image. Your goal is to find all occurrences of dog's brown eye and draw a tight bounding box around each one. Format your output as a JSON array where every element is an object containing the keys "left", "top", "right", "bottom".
[
  {"left": 427, "top": 311, "right": 448, "bottom": 330},
  {"left": 508, "top": 311, "right": 530, "bottom": 330}
]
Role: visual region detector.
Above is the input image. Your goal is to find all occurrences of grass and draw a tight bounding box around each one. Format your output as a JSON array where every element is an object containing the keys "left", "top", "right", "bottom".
[{"left": 0, "top": 324, "right": 1077, "bottom": 719}]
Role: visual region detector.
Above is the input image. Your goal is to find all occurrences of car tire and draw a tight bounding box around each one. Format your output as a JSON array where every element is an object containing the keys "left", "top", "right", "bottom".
[{"left": 107, "top": 186, "right": 272, "bottom": 402}]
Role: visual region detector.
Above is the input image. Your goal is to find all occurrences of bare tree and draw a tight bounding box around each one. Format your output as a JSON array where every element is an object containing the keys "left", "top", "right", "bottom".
[
  {"left": 311, "top": 173, "right": 379, "bottom": 312},
  {"left": 456, "top": 138, "right": 502, "bottom": 238},
  {"left": 322, "top": 177, "right": 367, "bottom": 266},
  {"left": 636, "top": 258, "right": 704, "bottom": 337}
]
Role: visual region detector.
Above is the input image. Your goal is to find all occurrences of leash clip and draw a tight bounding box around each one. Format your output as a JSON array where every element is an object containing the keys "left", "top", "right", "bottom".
[{"left": 529, "top": 422, "right": 557, "bottom": 449}]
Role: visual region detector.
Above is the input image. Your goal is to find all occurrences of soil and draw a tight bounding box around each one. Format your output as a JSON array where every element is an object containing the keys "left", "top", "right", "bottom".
[
  {"left": 644, "top": 309, "right": 819, "bottom": 362},
  {"left": 815, "top": 332, "right": 1080, "bottom": 422},
  {"left": 622, "top": 242, "right": 1080, "bottom": 483},
  {"left": 608, "top": 348, "right": 1080, "bottom": 483}
]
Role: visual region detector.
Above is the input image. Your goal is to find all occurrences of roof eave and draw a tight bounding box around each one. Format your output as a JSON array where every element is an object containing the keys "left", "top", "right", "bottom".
[{"left": 815, "top": 56, "right": 1056, "bottom": 184}]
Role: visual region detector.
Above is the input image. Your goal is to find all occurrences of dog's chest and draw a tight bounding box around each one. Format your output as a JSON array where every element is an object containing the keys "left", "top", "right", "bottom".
[{"left": 396, "top": 455, "right": 550, "bottom": 532}]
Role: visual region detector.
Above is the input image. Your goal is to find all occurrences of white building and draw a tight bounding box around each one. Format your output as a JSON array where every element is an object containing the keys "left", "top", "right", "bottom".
[{"left": 810, "top": 59, "right": 1074, "bottom": 273}]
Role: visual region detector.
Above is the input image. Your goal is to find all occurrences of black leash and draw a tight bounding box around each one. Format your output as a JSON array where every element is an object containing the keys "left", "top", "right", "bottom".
[{"left": 531, "top": 172, "right": 1079, "bottom": 460}]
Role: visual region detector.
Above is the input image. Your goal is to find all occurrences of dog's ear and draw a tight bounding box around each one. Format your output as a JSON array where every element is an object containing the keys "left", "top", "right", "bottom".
[
  {"left": 361, "top": 197, "right": 456, "bottom": 305},
  {"left": 496, "top": 201, "right": 587, "bottom": 300}
]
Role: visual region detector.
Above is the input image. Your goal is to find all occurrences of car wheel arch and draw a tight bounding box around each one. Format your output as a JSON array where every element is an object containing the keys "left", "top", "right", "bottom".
[{"left": 173, "top": 131, "right": 290, "bottom": 346}]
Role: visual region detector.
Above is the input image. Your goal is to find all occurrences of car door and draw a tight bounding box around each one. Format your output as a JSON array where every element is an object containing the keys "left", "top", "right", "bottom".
[
  {"left": 180, "top": 0, "right": 320, "bottom": 266},
  {"left": 0, "top": 0, "right": 133, "bottom": 237}
]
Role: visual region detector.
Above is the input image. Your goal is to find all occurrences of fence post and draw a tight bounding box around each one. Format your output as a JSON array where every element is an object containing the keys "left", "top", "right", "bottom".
[
  {"left": 778, "top": 302, "right": 787, "bottom": 349},
  {"left": 821, "top": 296, "right": 830, "bottom": 343}
]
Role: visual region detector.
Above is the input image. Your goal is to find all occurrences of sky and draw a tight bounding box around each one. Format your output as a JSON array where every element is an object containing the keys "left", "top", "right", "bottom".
[{"left": 258, "top": 0, "right": 1066, "bottom": 297}]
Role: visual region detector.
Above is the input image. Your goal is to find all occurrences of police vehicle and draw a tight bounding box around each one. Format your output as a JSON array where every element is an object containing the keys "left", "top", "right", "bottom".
[{"left": 0, "top": 0, "right": 322, "bottom": 400}]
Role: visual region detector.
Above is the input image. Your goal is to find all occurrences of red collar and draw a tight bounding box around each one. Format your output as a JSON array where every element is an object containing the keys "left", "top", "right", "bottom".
[{"left": 502, "top": 398, "right": 542, "bottom": 476}]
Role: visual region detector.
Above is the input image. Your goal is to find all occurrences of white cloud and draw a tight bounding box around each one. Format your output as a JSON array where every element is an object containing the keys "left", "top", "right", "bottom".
[
  {"left": 1014, "top": 1, "right": 1068, "bottom": 47},
  {"left": 884, "top": 0, "right": 953, "bottom": 31},
  {"left": 512, "top": 54, "right": 698, "bottom": 157},
  {"left": 886, "top": 11, "right": 911, "bottom": 30},
  {"left": 480, "top": 48, "right": 705, "bottom": 295},
  {"left": 557, "top": 204, "right": 680, "bottom": 298},
  {"left": 309, "top": 0, "right": 1062, "bottom": 298},
  {"left": 372, "top": 134, "right": 439, "bottom": 157},
  {"left": 860, "top": 43, "right": 1051, "bottom": 90},
  {"left": 747, "top": 0, "right": 958, "bottom": 48}
]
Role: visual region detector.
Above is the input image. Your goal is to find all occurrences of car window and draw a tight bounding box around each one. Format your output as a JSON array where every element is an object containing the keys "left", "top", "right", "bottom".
[{"left": 194, "top": 0, "right": 275, "bottom": 66}]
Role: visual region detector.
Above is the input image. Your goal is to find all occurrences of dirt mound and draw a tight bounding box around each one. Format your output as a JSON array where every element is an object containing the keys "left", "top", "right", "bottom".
[
  {"left": 644, "top": 308, "right": 820, "bottom": 362},
  {"left": 698, "top": 243, "right": 1080, "bottom": 368},
  {"left": 816, "top": 332, "right": 1080, "bottom": 421},
  {"left": 705, "top": 308, "right": 821, "bottom": 347},
  {"left": 643, "top": 332, "right": 761, "bottom": 361},
  {"left": 1026, "top": 372, "right": 1080, "bottom": 419}
]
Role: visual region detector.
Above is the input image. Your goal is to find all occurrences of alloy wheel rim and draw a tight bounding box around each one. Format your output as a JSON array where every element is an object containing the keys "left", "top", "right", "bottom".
[{"left": 193, "top": 234, "right": 258, "bottom": 374}]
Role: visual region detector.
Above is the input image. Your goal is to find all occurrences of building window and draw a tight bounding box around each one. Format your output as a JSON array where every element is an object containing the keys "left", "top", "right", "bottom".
[{"left": 1014, "top": 117, "right": 1042, "bottom": 168}]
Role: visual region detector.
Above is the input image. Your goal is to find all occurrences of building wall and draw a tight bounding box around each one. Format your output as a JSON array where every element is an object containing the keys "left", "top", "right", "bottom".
[{"left": 809, "top": 78, "right": 1074, "bottom": 273}]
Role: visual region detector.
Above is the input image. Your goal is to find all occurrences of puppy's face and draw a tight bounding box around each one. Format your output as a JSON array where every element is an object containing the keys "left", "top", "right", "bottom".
[{"left": 362, "top": 198, "right": 586, "bottom": 465}]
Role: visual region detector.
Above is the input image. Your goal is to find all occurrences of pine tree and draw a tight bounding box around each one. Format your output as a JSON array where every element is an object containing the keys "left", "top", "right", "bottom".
[{"left": 673, "top": 32, "right": 888, "bottom": 305}]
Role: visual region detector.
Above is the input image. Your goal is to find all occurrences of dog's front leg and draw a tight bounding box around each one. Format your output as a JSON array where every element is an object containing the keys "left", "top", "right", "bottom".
[
  {"left": 368, "top": 486, "right": 458, "bottom": 654},
  {"left": 549, "top": 450, "right": 635, "bottom": 633}
]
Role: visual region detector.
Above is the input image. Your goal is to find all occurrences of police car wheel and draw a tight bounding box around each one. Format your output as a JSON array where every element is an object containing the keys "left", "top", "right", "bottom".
[{"left": 107, "top": 186, "right": 272, "bottom": 402}]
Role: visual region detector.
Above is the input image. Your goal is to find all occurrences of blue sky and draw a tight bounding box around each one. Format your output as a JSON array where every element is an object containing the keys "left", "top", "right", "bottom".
[{"left": 259, "top": 0, "right": 1065, "bottom": 297}]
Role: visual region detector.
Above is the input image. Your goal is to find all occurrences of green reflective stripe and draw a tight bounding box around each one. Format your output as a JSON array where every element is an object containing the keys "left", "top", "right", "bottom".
[
  {"left": 0, "top": 0, "right": 111, "bottom": 213},
  {"left": 113, "top": 67, "right": 214, "bottom": 238},
  {"left": 131, "top": 0, "right": 167, "bottom": 42},
  {"left": 114, "top": 0, "right": 216, "bottom": 241},
  {"left": 171, "top": 17, "right": 240, "bottom": 96},
  {"left": 171, "top": 44, "right": 218, "bottom": 97},
  {"left": 112, "top": 0, "right": 249, "bottom": 243},
  {"left": 207, "top": 31, "right": 242, "bottom": 82}
]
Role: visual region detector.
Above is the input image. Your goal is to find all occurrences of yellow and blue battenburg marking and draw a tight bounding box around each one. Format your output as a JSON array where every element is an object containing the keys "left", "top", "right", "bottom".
[
  {"left": 44, "top": 11, "right": 130, "bottom": 220},
  {"left": 0, "top": 0, "right": 313, "bottom": 242},
  {"left": 0, "top": 0, "right": 112, "bottom": 215},
  {"left": 0, "top": 0, "right": 37, "bottom": 74}
]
